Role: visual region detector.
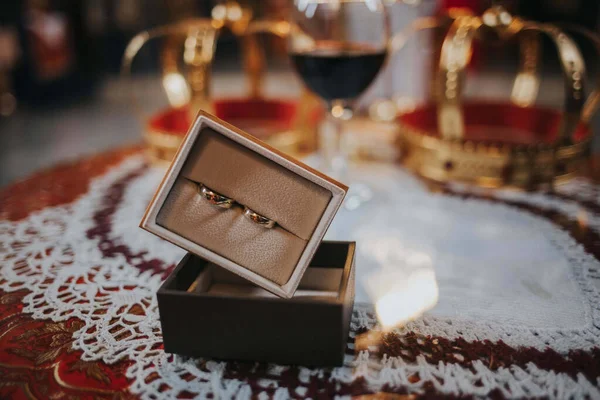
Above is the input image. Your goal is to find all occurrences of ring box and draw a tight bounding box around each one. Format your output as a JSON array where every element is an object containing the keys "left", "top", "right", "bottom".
[
  {"left": 141, "top": 110, "right": 354, "bottom": 366},
  {"left": 157, "top": 241, "right": 355, "bottom": 366}
]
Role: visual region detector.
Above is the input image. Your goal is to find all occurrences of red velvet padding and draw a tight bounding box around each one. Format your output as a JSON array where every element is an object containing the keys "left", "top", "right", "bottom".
[
  {"left": 398, "top": 101, "right": 591, "bottom": 144},
  {"left": 148, "top": 107, "right": 191, "bottom": 136},
  {"left": 147, "top": 98, "right": 320, "bottom": 140}
]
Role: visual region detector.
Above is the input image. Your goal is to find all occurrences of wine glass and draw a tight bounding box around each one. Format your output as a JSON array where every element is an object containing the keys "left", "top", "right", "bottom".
[{"left": 289, "top": 0, "right": 390, "bottom": 208}]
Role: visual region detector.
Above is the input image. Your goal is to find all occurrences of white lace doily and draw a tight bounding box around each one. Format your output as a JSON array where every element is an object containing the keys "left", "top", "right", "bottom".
[{"left": 1, "top": 156, "right": 600, "bottom": 399}]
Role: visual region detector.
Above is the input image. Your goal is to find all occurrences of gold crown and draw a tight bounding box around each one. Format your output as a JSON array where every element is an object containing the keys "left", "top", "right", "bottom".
[
  {"left": 122, "top": 5, "right": 319, "bottom": 166},
  {"left": 396, "top": 7, "right": 598, "bottom": 189}
]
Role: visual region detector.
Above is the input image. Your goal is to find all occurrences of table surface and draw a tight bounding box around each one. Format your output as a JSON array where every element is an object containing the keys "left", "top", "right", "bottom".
[{"left": 1, "top": 146, "right": 600, "bottom": 399}]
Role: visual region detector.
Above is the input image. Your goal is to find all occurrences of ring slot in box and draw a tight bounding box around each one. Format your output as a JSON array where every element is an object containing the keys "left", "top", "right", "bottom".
[
  {"left": 157, "top": 241, "right": 355, "bottom": 366},
  {"left": 141, "top": 111, "right": 347, "bottom": 298}
]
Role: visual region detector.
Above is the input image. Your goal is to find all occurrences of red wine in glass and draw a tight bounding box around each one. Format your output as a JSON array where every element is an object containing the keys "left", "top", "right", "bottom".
[
  {"left": 288, "top": 0, "right": 390, "bottom": 209},
  {"left": 291, "top": 46, "right": 387, "bottom": 102}
]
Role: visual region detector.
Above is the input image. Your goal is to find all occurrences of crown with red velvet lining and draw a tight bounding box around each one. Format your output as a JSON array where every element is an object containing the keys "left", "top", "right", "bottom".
[{"left": 395, "top": 7, "right": 598, "bottom": 190}]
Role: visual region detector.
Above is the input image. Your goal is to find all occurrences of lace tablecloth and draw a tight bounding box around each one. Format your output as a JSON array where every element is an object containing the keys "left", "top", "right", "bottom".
[{"left": 1, "top": 147, "right": 599, "bottom": 399}]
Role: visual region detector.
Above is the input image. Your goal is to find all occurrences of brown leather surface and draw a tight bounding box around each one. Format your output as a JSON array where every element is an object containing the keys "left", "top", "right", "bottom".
[
  {"left": 180, "top": 128, "right": 332, "bottom": 240},
  {"left": 156, "top": 178, "right": 306, "bottom": 285}
]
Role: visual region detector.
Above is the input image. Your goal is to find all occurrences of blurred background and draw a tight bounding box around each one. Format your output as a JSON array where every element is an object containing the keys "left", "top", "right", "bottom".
[{"left": 1, "top": 0, "right": 599, "bottom": 187}]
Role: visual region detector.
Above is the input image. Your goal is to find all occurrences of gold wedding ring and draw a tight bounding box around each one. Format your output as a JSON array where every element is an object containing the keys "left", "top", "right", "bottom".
[
  {"left": 198, "top": 184, "right": 235, "bottom": 209},
  {"left": 243, "top": 207, "right": 276, "bottom": 229},
  {"left": 197, "top": 184, "right": 276, "bottom": 227}
]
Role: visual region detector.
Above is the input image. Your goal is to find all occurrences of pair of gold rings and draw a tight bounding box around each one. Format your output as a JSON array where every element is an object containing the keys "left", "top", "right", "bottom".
[{"left": 197, "top": 184, "right": 276, "bottom": 229}]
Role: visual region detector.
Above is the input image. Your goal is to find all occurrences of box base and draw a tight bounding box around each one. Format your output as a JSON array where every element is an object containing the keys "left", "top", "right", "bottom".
[{"left": 157, "top": 241, "right": 355, "bottom": 366}]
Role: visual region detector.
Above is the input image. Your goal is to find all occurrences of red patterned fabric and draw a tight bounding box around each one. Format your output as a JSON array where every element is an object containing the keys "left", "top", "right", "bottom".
[
  {"left": 1, "top": 147, "right": 600, "bottom": 399},
  {"left": 0, "top": 148, "right": 138, "bottom": 398},
  {"left": 0, "top": 289, "right": 133, "bottom": 399}
]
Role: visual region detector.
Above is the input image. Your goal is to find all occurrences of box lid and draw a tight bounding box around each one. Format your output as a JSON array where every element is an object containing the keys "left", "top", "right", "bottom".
[{"left": 141, "top": 110, "right": 347, "bottom": 298}]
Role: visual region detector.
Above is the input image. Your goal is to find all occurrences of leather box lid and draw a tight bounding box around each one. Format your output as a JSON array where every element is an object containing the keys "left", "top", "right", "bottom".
[{"left": 141, "top": 110, "right": 347, "bottom": 298}]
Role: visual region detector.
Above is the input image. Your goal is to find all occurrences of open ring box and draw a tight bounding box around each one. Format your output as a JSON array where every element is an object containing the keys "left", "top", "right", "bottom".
[{"left": 141, "top": 110, "right": 355, "bottom": 366}]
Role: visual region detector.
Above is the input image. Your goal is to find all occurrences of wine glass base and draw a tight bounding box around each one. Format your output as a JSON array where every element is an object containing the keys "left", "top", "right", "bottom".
[
  {"left": 344, "top": 182, "right": 373, "bottom": 211},
  {"left": 303, "top": 153, "right": 377, "bottom": 211}
]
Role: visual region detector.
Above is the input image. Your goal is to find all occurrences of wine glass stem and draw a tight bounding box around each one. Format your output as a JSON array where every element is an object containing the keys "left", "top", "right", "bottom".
[{"left": 322, "top": 103, "right": 350, "bottom": 181}]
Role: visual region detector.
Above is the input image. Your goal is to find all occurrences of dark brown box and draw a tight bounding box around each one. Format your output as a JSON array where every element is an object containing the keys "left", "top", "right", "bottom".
[{"left": 157, "top": 241, "right": 355, "bottom": 366}]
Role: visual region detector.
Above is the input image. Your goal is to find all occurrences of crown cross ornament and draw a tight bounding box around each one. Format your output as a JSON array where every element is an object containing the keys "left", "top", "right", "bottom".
[{"left": 397, "top": 6, "right": 598, "bottom": 190}]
